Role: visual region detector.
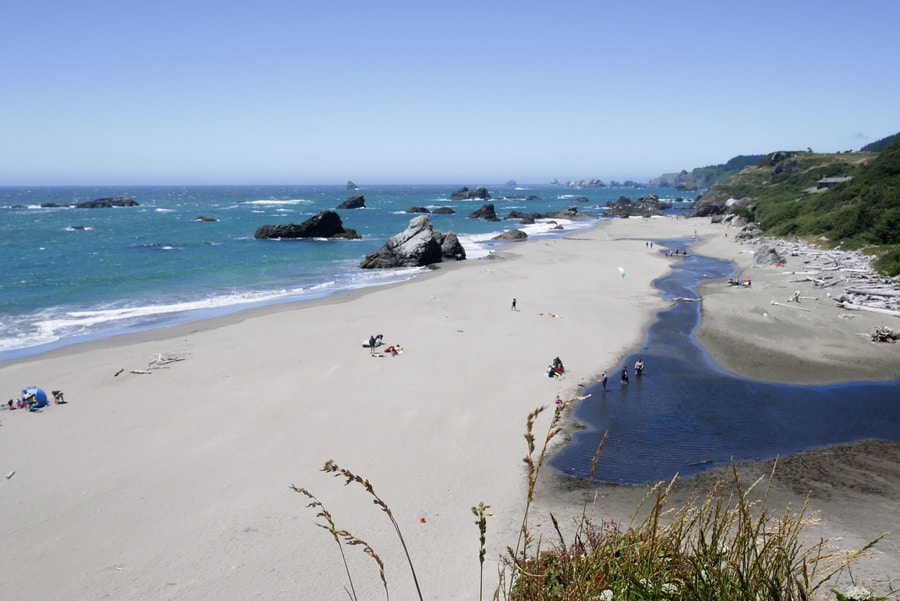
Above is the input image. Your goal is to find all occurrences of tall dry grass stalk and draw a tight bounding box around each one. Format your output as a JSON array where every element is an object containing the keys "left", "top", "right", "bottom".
[{"left": 291, "top": 460, "right": 424, "bottom": 601}]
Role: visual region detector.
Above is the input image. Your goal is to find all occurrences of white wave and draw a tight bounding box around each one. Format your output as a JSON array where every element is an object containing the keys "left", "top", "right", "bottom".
[
  {"left": 155, "top": 208, "right": 175, "bottom": 213},
  {"left": 244, "top": 199, "right": 311, "bottom": 206}
]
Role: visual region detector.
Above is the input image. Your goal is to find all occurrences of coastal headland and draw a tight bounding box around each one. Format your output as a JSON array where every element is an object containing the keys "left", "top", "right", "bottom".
[{"left": 1, "top": 217, "right": 897, "bottom": 599}]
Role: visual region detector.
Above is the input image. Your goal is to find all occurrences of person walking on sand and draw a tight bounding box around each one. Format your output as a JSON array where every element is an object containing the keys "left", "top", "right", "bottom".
[
  {"left": 634, "top": 358, "right": 644, "bottom": 377},
  {"left": 511, "top": 297, "right": 517, "bottom": 311},
  {"left": 599, "top": 371, "right": 608, "bottom": 391},
  {"left": 621, "top": 366, "right": 629, "bottom": 385}
]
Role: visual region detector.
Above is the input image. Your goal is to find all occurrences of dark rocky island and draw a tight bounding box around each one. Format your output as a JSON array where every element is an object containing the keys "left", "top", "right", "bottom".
[
  {"left": 40, "top": 195, "right": 139, "bottom": 209},
  {"left": 603, "top": 194, "right": 670, "bottom": 218},
  {"left": 449, "top": 186, "right": 491, "bottom": 200},
  {"left": 254, "top": 210, "right": 360, "bottom": 240},
  {"left": 467, "top": 203, "right": 500, "bottom": 221},
  {"left": 336, "top": 194, "right": 366, "bottom": 209}
]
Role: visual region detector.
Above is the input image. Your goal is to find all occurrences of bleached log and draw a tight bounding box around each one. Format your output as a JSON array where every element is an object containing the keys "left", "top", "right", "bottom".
[
  {"left": 770, "top": 300, "right": 810, "bottom": 312},
  {"left": 845, "top": 287, "right": 900, "bottom": 298},
  {"left": 835, "top": 302, "right": 900, "bottom": 318}
]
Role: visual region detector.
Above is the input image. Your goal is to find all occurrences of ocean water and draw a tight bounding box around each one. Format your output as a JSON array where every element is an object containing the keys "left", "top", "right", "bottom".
[{"left": 0, "top": 184, "right": 688, "bottom": 361}]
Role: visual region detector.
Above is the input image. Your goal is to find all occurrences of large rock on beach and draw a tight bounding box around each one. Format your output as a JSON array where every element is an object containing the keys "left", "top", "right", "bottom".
[
  {"left": 492, "top": 229, "right": 528, "bottom": 241},
  {"left": 359, "top": 215, "right": 465, "bottom": 269},
  {"left": 254, "top": 210, "right": 360, "bottom": 240},
  {"left": 753, "top": 245, "right": 786, "bottom": 266},
  {"left": 449, "top": 186, "right": 491, "bottom": 200},
  {"left": 336, "top": 194, "right": 366, "bottom": 209}
]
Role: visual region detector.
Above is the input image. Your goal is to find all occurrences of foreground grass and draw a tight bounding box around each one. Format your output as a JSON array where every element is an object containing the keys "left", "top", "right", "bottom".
[{"left": 293, "top": 398, "right": 898, "bottom": 601}]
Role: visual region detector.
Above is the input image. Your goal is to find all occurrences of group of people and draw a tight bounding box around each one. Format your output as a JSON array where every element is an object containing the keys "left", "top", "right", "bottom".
[
  {"left": 365, "top": 334, "right": 384, "bottom": 355},
  {"left": 597, "top": 358, "right": 645, "bottom": 390},
  {"left": 546, "top": 356, "right": 565, "bottom": 378},
  {"left": 6, "top": 389, "right": 66, "bottom": 412},
  {"left": 364, "top": 334, "right": 404, "bottom": 357}
]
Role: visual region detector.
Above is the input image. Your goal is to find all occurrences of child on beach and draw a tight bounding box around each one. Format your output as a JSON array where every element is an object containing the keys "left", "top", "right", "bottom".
[{"left": 621, "top": 366, "right": 629, "bottom": 385}]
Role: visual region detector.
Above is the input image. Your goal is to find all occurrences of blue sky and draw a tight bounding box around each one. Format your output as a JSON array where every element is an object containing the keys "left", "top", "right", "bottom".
[{"left": 2, "top": 1, "right": 898, "bottom": 185}]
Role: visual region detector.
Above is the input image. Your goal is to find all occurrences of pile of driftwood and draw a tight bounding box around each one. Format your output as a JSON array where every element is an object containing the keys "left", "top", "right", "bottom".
[
  {"left": 871, "top": 326, "right": 899, "bottom": 343},
  {"left": 756, "top": 238, "right": 900, "bottom": 341}
]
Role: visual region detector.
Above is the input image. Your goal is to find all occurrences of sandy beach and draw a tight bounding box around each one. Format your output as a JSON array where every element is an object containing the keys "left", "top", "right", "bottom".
[{"left": 2, "top": 217, "right": 898, "bottom": 600}]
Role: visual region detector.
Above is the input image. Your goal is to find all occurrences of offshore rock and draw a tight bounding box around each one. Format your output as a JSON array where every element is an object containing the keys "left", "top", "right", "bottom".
[
  {"left": 467, "top": 203, "right": 500, "bottom": 221},
  {"left": 603, "top": 194, "right": 667, "bottom": 218},
  {"left": 449, "top": 186, "right": 491, "bottom": 200},
  {"left": 566, "top": 179, "right": 606, "bottom": 188},
  {"left": 431, "top": 207, "right": 455, "bottom": 214},
  {"left": 336, "top": 194, "right": 366, "bottom": 209},
  {"left": 75, "top": 196, "right": 139, "bottom": 208},
  {"left": 254, "top": 210, "right": 360, "bottom": 240},
  {"left": 39, "top": 196, "right": 139, "bottom": 208},
  {"left": 359, "top": 215, "right": 465, "bottom": 269},
  {"left": 347, "top": 180, "right": 359, "bottom": 190}
]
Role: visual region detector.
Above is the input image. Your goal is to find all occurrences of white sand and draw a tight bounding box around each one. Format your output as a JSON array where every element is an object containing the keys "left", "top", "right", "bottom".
[{"left": 2, "top": 216, "right": 897, "bottom": 600}]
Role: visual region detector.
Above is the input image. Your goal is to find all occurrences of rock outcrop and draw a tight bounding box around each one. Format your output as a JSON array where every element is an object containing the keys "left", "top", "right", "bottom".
[
  {"left": 194, "top": 216, "right": 218, "bottom": 222},
  {"left": 431, "top": 207, "right": 455, "bottom": 214},
  {"left": 359, "top": 215, "right": 465, "bottom": 269},
  {"left": 505, "top": 207, "right": 592, "bottom": 222},
  {"left": 753, "top": 244, "right": 786, "bottom": 266},
  {"left": 406, "top": 207, "right": 430, "bottom": 213},
  {"left": 603, "top": 194, "right": 668, "bottom": 218},
  {"left": 40, "top": 196, "right": 139, "bottom": 209},
  {"left": 347, "top": 180, "right": 359, "bottom": 190},
  {"left": 336, "top": 194, "right": 366, "bottom": 209},
  {"left": 449, "top": 186, "right": 491, "bottom": 200},
  {"left": 467, "top": 203, "right": 500, "bottom": 221},
  {"left": 254, "top": 210, "right": 360, "bottom": 240},
  {"left": 492, "top": 229, "right": 527, "bottom": 241},
  {"left": 566, "top": 179, "right": 606, "bottom": 188}
]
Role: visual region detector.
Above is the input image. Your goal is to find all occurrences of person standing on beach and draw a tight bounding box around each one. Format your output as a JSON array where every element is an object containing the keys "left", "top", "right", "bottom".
[
  {"left": 511, "top": 298, "right": 517, "bottom": 311},
  {"left": 634, "top": 358, "right": 644, "bottom": 377},
  {"left": 621, "top": 366, "right": 629, "bottom": 385},
  {"left": 599, "top": 372, "right": 608, "bottom": 391}
]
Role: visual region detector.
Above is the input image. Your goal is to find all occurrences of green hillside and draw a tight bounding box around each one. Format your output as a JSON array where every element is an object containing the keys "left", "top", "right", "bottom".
[{"left": 699, "top": 137, "right": 900, "bottom": 275}]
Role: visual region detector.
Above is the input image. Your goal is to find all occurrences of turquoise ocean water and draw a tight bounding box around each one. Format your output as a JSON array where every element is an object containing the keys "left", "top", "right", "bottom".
[{"left": 0, "top": 184, "right": 688, "bottom": 361}]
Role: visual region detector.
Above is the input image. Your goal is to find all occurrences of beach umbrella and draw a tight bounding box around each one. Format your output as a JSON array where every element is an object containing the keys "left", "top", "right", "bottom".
[
  {"left": 21, "top": 386, "right": 49, "bottom": 410},
  {"left": 618, "top": 267, "right": 625, "bottom": 279}
]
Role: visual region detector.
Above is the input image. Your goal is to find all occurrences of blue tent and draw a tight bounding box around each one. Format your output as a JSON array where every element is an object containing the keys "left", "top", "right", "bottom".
[{"left": 22, "top": 386, "right": 49, "bottom": 411}]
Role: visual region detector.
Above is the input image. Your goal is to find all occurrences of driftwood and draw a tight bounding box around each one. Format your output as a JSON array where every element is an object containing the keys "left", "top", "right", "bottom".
[
  {"left": 871, "top": 326, "right": 899, "bottom": 343},
  {"left": 836, "top": 302, "right": 900, "bottom": 318},
  {"left": 770, "top": 300, "right": 810, "bottom": 312},
  {"left": 756, "top": 237, "right": 900, "bottom": 318},
  {"left": 845, "top": 287, "right": 900, "bottom": 298}
]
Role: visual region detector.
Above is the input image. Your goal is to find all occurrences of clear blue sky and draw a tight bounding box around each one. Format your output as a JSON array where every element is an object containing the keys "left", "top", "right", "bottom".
[{"left": 2, "top": 1, "right": 898, "bottom": 185}]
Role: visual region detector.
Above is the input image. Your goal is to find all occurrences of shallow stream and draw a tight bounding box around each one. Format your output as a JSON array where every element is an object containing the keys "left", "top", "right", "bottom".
[{"left": 551, "top": 239, "right": 900, "bottom": 484}]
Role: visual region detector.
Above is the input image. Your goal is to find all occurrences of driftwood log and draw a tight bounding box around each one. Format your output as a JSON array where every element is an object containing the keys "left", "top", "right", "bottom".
[{"left": 871, "top": 326, "right": 899, "bottom": 343}]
